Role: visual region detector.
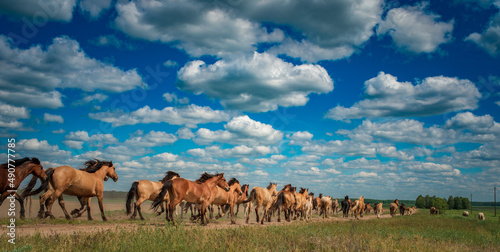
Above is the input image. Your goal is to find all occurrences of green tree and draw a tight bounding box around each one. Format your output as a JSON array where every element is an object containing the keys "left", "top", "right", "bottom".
[
  {"left": 447, "top": 195, "right": 454, "bottom": 209},
  {"left": 424, "top": 195, "right": 431, "bottom": 209},
  {"left": 454, "top": 196, "right": 462, "bottom": 209},
  {"left": 416, "top": 195, "right": 425, "bottom": 208},
  {"left": 433, "top": 197, "right": 449, "bottom": 214},
  {"left": 461, "top": 197, "right": 471, "bottom": 210}
]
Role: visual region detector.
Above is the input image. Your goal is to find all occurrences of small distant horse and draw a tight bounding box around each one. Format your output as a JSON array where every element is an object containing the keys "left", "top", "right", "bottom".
[
  {"left": 374, "top": 202, "right": 383, "bottom": 218},
  {"left": 364, "top": 203, "right": 372, "bottom": 214},
  {"left": 0, "top": 157, "right": 46, "bottom": 219},
  {"left": 478, "top": 212, "right": 485, "bottom": 220},
  {"left": 33, "top": 160, "right": 118, "bottom": 221},
  {"left": 350, "top": 196, "right": 365, "bottom": 220},
  {"left": 339, "top": 195, "right": 350, "bottom": 218},
  {"left": 331, "top": 198, "right": 339, "bottom": 215},
  {"left": 320, "top": 196, "right": 333, "bottom": 218},
  {"left": 430, "top": 207, "right": 438, "bottom": 215},
  {"left": 390, "top": 199, "right": 399, "bottom": 217},
  {"left": 399, "top": 203, "right": 406, "bottom": 216},
  {"left": 313, "top": 193, "right": 323, "bottom": 214},
  {"left": 126, "top": 171, "right": 180, "bottom": 220},
  {"left": 462, "top": 211, "right": 469, "bottom": 217},
  {"left": 304, "top": 192, "right": 314, "bottom": 221},
  {"left": 273, "top": 184, "right": 296, "bottom": 222},
  {"left": 209, "top": 178, "right": 243, "bottom": 224},
  {"left": 243, "top": 182, "right": 278, "bottom": 224},
  {"left": 406, "top": 206, "right": 415, "bottom": 216},
  {"left": 152, "top": 172, "right": 230, "bottom": 226}
]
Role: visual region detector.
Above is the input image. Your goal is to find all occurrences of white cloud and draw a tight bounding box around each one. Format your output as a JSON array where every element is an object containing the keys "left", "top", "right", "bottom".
[
  {"left": 0, "top": 0, "right": 76, "bottom": 22},
  {"left": 187, "top": 145, "right": 277, "bottom": 158},
  {"left": 89, "top": 104, "right": 231, "bottom": 127},
  {"left": 52, "top": 128, "right": 66, "bottom": 134},
  {"left": 63, "top": 130, "right": 118, "bottom": 149},
  {"left": 353, "top": 171, "right": 378, "bottom": 178},
  {"left": 73, "top": 93, "right": 108, "bottom": 106},
  {"left": 79, "top": 0, "right": 112, "bottom": 18},
  {"left": 194, "top": 115, "right": 284, "bottom": 146},
  {"left": 177, "top": 52, "right": 333, "bottom": 112},
  {"left": 289, "top": 131, "right": 313, "bottom": 141},
  {"left": 377, "top": 3, "right": 454, "bottom": 54},
  {"left": 124, "top": 130, "right": 177, "bottom": 147},
  {"left": 17, "top": 138, "right": 71, "bottom": 159},
  {"left": 176, "top": 127, "right": 195, "bottom": 139},
  {"left": 91, "top": 34, "right": 135, "bottom": 50},
  {"left": 465, "top": 4, "right": 500, "bottom": 56},
  {"left": 0, "top": 103, "right": 29, "bottom": 128},
  {"left": 43, "top": 113, "right": 64, "bottom": 123},
  {"left": 325, "top": 72, "right": 480, "bottom": 121},
  {"left": 0, "top": 36, "right": 146, "bottom": 109},
  {"left": 301, "top": 140, "right": 378, "bottom": 157},
  {"left": 444, "top": 112, "right": 498, "bottom": 133},
  {"left": 163, "top": 92, "right": 189, "bottom": 104},
  {"left": 163, "top": 60, "right": 178, "bottom": 68}
]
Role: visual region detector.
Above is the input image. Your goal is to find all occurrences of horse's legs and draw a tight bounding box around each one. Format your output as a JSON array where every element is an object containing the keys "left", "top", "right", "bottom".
[
  {"left": 168, "top": 196, "right": 184, "bottom": 226},
  {"left": 133, "top": 197, "right": 147, "bottom": 220},
  {"left": 86, "top": 198, "right": 93, "bottom": 221},
  {"left": 57, "top": 195, "right": 72, "bottom": 220},
  {"left": 255, "top": 203, "right": 261, "bottom": 223},
  {"left": 277, "top": 206, "right": 281, "bottom": 222},
  {"left": 229, "top": 204, "right": 235, "bottom": 224},
  {"left": 245, "top": 202, "right": 252, "bottom": 224},
  {"left": 235, "top": 203, "right": 239, "bottom": 217},
  {"left": 46, "top": 189, "right": 65, "bottom": 219},
  {"left": 97, "top": 195, "right": 108, "bottom": 221},
  {"left": 38, "top": 190, "right": 51, "bottom": 218}
]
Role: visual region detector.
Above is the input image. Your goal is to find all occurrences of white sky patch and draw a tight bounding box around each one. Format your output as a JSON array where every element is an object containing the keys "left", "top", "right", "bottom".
[
  {"left": 325, "top": 72, "right": 480, "bottom": 121},
  {"left": 43, "top": 113, "right": 64, "bottom": 123},
  {"left": 378, "top": 3, "right": 454, "bottom": 54},
  {"left": 177, "top": 52, "right": 333, "bottom": 112}
]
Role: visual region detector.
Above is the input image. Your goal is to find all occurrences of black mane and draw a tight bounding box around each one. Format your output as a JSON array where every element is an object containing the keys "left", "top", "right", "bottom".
[
  {"left": 195, "top": 172, "right": 222, "bottom": 184},
  {"left": 82, "top": 159, "right": 113, "bottom": 173},
  {"left": 1, "top": 157, "right": 40, "bottom": 168},
  {"left": 228, "top": 178, "right": 239, "bottom": 186},
  {"left": 160, "top": 171, "right": 180, "bottom": 182}
]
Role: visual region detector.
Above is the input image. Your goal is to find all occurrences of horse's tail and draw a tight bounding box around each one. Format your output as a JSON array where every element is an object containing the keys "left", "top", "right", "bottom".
[
  {"left": 20, "top": 175, "right": 39, "bottom": 198},
  {"left": 22, "top": 168, "right": 54, "bottom": 197},
  {"left": 151, "top": 180, "right": 171, "bottom": 213},
  {"left": 125, "top": 181, "right": 139, "bottom": 215},
  {"left": 242, "top": 188, "right": 257, "bottom": 204},
  {"left": 272, "top": 191, "right": 284, "bottom": 211}
]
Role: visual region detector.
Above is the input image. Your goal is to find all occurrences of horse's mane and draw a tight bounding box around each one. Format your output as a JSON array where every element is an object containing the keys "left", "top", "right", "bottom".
[
  {"left": 266, "top": 182, "right": 276, "bottom": 190},
  {"left": 82, "top": 159, "right": 113, "bottom": 173},
  {"left": 195, "top": 172, "right": 222, "bottom": 184},
  {"left": 319, "top": 193, "right": 323, "bottom": 198},
  {"left": 308, "top": 192, "right": 314, "bottom": 196},
  {"left": 299, "top": 187, "right": 307, "bottom": 193},
  {"left": 228, "top": 178, "right": 239, "bottom": 186},
  {"left": 160, "top": 171, "right": 180, "bottom": 183},
  {"left": 1, "top": 157, "right": 40, "bottom": 168},
  {"left": 344, "top": 195, "right": 349, "bottom": 200},
  {"left": 282, "top": 184, "right": 292, "bottom": 190},
  {"left": 393, "top": 199, "right": 399, "bottom": 203}
]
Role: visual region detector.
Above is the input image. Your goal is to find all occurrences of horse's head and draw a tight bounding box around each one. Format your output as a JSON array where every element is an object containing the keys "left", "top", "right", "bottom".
[
  {"left": 105, "top": 161, "right": 118, "bottom": 182},
  {"left": 29, "top": 158, "right": 46, "bottom": 179},
  {"left": 242, "top": 184, "right": 249, "bottom": 197},
  {"left": 268, "top": 182, "right": 278, "bottom": 197},
  {"left": 216, "top": 173, "right": 230, "bottom": 191},
  {"left": 228, "top": 178, "right": 242, "bottom": 195}
]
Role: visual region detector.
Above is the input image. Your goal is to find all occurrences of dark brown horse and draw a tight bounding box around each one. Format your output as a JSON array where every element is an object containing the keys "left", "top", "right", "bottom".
[
  {"left": 273, "top": 184, "right": 296, "bottom": 222},
  {"left": 339, "top": 195, "right": 350, "bottom": 218},
  {"left": 152, "top": 172, "right": 230, "bottom": 226},
  {"left": 0, "top": 157, "right": 46, "bottom": 219}
]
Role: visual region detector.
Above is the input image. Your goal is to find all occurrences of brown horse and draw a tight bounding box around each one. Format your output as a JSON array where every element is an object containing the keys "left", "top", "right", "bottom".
[
  {"left": 152, "top": 172, "right": 230, "bottom": 226},
  {"left": 406, "top": 206, "right": 415, "bottom": 216},
  {"left": 350, "top": 196, "right": 365, "bottom": 220},
  {"left": 320, "top": 195, "right": 332, "bottom": 218},
  {"left": 34, "top": 160, "right": 118, "bottom": 221},
  {"left": 390, "top": 199, "right": 399, "bottom": 217},
  {"left": 430, "top": 207, "right": 438, "bottom": 215},
  {"left": 293, "top": 187, "right": 308, "bottom": 220},
  {"left": 399, "top": 203, "right": 407, "bottom": 216},
  {"left": 374, "top": 202, "right": 383, "bottom": 218},
  {"left": 331, "top": 198, "right": 339, "bottom": 215},
  {"left": 313, "top": 193, "right": 323, "bottom": 214},
  {"left": 243, "top": 182, "right": 278, "bottom": 224},
  {"left": 0, "top": 157, "right": 46, "bottom": 219},
  {"left": 209, "top": 178, "right": 242, "bottom": 224},
  {"left": 273, "top": 184, "right": 296, "bottom": 222},
  {"left": 364, "top": 202, "right": 372, "bottom": 214},
  {"left": 126, "top": 171, "right": 180, "bottom": 220},
  {"left": 234, "top": 184, "right": 249, "bottom": 217}
]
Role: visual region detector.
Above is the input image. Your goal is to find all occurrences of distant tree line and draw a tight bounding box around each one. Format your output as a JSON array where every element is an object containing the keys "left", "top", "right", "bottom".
[{"left": 415, "top": 195, "right": 471, "bottom": 213}]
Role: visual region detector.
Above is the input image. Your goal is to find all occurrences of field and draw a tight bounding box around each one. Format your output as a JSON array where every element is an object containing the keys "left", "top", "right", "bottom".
[{"left": 1, "top": 197, "right": 499, "bottom": 251}]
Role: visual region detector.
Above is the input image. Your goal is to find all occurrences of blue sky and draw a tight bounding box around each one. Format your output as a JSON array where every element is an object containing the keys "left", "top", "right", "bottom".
[{"left": 1, "top": 0, "right": 499, "bottom": 201}]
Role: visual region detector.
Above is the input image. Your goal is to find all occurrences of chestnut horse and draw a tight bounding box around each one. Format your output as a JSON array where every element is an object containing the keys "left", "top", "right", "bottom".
[
  {"left": 350, "top": 196, "right": 365, "bottom": 220},
  {"left": 374, "top": 202, "right": 383, "bottom": 218},
  {"left": 243, "top": 182, "right": 277, "bottom": 224},
  {"left": 126, "top": 171, "right": 180, "bottom": 220},
  {"left": 390, "top": 199, "right": 399, "bottom": 217},
  {"left": 210, "top": 178, "right": 243, "bottom": 224},
  {"left": 364, "top": 202, "right": 372, "bottom": 214},
  {"left": 399, "top": 203, "right": 406, "bottom": 216},
  {"left": 313, "top": 193, "right": 323, "bottom": 214},
  {"left": 273, "top": 184, "right": 296, "bottom": 222},
  {"left": 0, "top": 157, "right": 46, "bottom": 219},
  {"left": 152, "top": 172, "right": 230, "bottom": 226},
  {"left": 34, "top": 160, "right": 118, "bottom": 221}
]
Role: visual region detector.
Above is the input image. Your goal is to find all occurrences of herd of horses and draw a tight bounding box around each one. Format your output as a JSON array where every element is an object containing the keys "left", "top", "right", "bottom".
[{"left": 2, "top": 157, "right": 421, "bottom": 225}]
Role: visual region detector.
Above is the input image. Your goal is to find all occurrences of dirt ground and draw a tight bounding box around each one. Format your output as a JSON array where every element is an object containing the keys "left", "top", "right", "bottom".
[{"left": 1, "top": 198, "right": 400, "bottom": 237}]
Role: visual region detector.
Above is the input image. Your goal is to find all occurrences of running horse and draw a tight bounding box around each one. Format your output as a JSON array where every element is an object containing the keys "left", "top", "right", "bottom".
[
  {"left": 126, "top": 171, "right": 180, "bottom": 220},
  {"left": 151, "top": 172, "right": 230, "bottom": 226},
  {"left": 242, "top": 182, "right": 278, "bottom": 224},
  {"left": 209, "top": 178, "right": 243, "bottom": 224},
  {"left": 0, "top": 157, "right": 46, "bottom": 219},
  {"left": 31, "top": 160, "right": 118, "bottom": 221},
  {"left": 339, "top": 195, "right": 351, "bottom": 218},
  {"left": 390, "top": 199, "right": 399, "bottom": 217},
  {"left": 273, "top": 184, "right": 296, "bottom": 222},
  {"left": 234, "top": 184, "right": 249, "bottom": 217}
]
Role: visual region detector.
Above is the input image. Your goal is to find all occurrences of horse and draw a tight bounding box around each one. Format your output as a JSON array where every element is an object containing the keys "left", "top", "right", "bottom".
[
  {"left": 462, "top": 211, "right": 469, "bottom": 217},
  {"left": 243, "top": 182, "right": 277, "bottom": 224},
  {"left": 234, "top": 184, "right": 249, "bottom": 217},
  {"left": 0, "top": 157, "right": 46, "bottom": 219},
  {"left": 390, "top": 199, "right": 399, "bottom": 217},
  {"left": 304, "top": 192, "right": 314, "bottom": 222},
  {"left": 374, "top": 202, "right": 383, "bottom": 218},
  {"left": 331, "top": 198, "right": 339, "bottom": 215},
  {"left": 430, "top": 207, "right": 438, "bottom": 215},
  {"left": 478, "top": 212, "right": 485, "bottom": 220},
  {"left": 399, "top": 203, "right": 406, "bottom": 216},
  {"left": 209, "top": 178, "right": 243, "bottom": 224},
  {"left": 273, "top": 184, "right": 296, "bottom": 222},
  {"left": 293, "top": 187, "right": 308, "bottom": 220},
  {"left": 151, "top": 172, "right": 230, "bottom": 226},
  {"left": 350, "top": 196, "right": 365, "bottom": 220},
  {"left": 339, "top": 195, "right": 350, "bottom": 218},
  {"left": 313, "top": 193, "right": 322, "bottom": 214},
  {"left": 126, "top": 171, "right": 180, "bottom": 220},
  {"left": 364, "top": 202, "right": 372, "bottom": 214},
  {"left": 320, "top": 195, "right": 333, "bottom": 218},
  {"left": 31, "top": 160, "right": 118, "bottom": 221},
  {"left": 406, "top": 206, "right": 415, "bottom": 216}
]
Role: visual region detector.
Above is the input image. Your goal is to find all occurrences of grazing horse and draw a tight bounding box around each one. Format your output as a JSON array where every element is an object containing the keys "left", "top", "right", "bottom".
[
  {"left": 126, "top": 171, "right": 180, "bottom": 220},
  {"left": 313, "top": 193, "right": 323, "bottom": 214},
  {"left": 35, "top": 160, "right": 118, "bottom": 221},
  {"left": 0, "top": 157, "right": 46, "bottom": 220},
  {"left": 152, "top": 172, "right": 230, "bottom": 226},
  {"left": 304, "top": 192, "right": 314, "bottom": 221},
  {"left": 339, "top": 195, "right": 351, "bottom": 218},
  {"left": 320, "top": 196, "right": 333, "bottom": 218},
  {"left": 374, "top": 202, "right": 383, "bottom": 218},
  {"left": 234, "top": 184, "right": 249, "bottom": 217},
  {"left": 210, "top": 178, "right": 243, "bottom": 224},
  {"left": 364, "top": 203, "right": 372, "bottom": 214},
  {"left": 430, "top": 207, "right": 438, "bottom": 215},
  {"left": 273, "top": 184, "right": 296, "bottom": 222},
  {"left": 462, "top": 211, "right": 469, "bottom": 217},
  {"left": 293, "top": 188, "right": 308, "bottom": 220},
  {"left": 390, "top": 199, "right": 399, "bottom": 217},
  {"left": 350, "top": 196, "right": 365, "bottom": 220},
  {"left": 243, "top": 182, "right": 278, "bottom": 224},
  {"left": 399, "top": 203, "right": 406, "bottom": 216},
  {"left": 478, "top": 212, "right": 485, "bottom": 220}
]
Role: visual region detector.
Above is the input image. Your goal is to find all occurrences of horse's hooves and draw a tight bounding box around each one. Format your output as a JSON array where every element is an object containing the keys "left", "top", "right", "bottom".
[
  {"left": 102, "top": 218, "right": 108, "bottom": 222},
  {"left": 65, "top": 216, "right": 71, "bottom": 220},
  {"left": 49, "top": 215, "right": 55, "bottom": 220},
  {"left": 140, "top": 217, "right": 145, "bottom": 221}
]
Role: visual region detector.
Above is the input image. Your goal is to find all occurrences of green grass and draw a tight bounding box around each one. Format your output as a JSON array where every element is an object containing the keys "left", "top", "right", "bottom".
[{"left": 1, "top": 210, "right": 499, "bottom": 252}]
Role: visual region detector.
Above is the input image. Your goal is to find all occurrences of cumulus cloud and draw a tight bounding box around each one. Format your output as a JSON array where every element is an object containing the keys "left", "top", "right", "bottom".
[
  {"left": 72, "top": 93, "right": 108, "bottom": 106},
  {"left": 89, "top": 104, "right": 231, "bottom": 127},
  {"left": 377, "top": 3, "right": 454, "bottom": 54},
  {"left": 187, "top": 145, "right": 277, "bottom": 158},
  {"left": 79, "top": 0, "right": 112, "bottom": 18},
  {"left": 43, "top": 113, "right": 64, "bottom": 123},
  {"left": 17, "top": 138, "right": 71, "bottom": 159},
  {"left": 194, "top": 115, "right": 284, "bottom": 146},
  {"left": 177, "top": 52, "right": 333, "bottom": 112},
  {"left": 325, "top": 72, "right": 480, "bottom": 121},
  {"left": 163, "top": 92, "right": 189, "bottom": 104},
  {"left": 465, "top": 4, "right": 500, "bottom": 56},
  {"left": 0, "top": 35, "right": 145, "bottom": 109},
  {"left": 0, "top": 0, "right": 76, "bottom": 22},
  {"left": 124, "top": 130, "right": 177, "bottom": 147},
  {"left": 0, "top": 103, "right": 29, "bottom": 128},
  {"left": 63, "top": 130, "right": 117, "bottom": 149}
]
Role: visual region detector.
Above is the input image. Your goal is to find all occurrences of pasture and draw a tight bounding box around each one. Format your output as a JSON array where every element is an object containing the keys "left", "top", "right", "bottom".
[{"left": 1, "top": 197, "right": 498, "bottom": 251}]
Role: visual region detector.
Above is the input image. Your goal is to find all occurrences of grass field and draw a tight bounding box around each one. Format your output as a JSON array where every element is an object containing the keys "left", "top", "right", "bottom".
[{"left": 1, "top": 206, "right": 499, "bottom": 252}]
